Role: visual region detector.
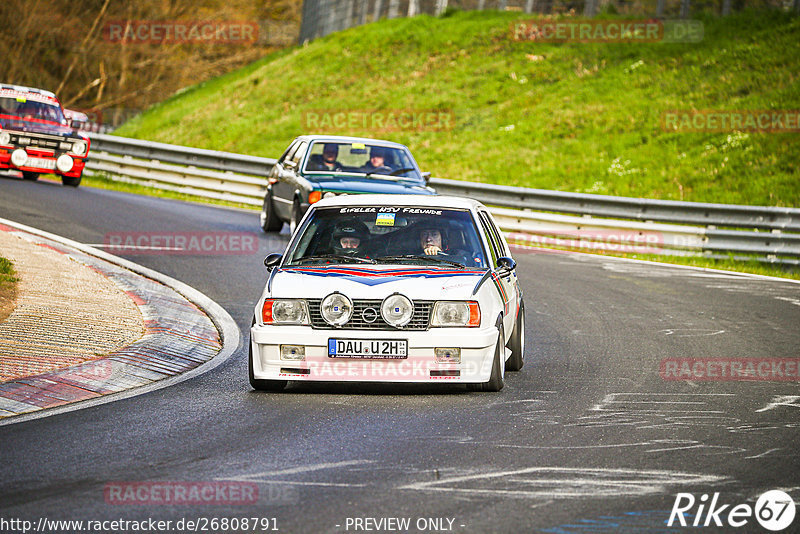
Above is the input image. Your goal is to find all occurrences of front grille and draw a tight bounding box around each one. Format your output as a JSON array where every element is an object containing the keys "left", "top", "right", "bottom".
[
  {"left": 10, "top": 132, "right": 69, "bottom": 150},
  {"left": 307, "top": 299, "right": 433, "bottom": 330}
]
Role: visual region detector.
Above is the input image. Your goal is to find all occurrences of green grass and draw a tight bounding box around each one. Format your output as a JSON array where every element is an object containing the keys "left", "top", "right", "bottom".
[
  {"left": 0, "top": 257, "right": 16, "bottom": 286},
  {"left": 0, "top": 256, "right": 19, "bottom": 321},
  {"left": 115, "top": 9, "right": 799, "bottom": 207}
]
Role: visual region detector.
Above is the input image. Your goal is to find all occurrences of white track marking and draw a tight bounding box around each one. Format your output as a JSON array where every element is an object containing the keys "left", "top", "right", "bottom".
[
  {"left": 226, "top": 460, "right": 374, "bottom": 481},
  {"left": 756, "top": 395, "right": 800, "bottom": 413},
  {"left": 745, "top": 448, "right": 781, "bottom": 459},
  {"left": 400, "top": 467, "right": 727, "bottom": 499}
]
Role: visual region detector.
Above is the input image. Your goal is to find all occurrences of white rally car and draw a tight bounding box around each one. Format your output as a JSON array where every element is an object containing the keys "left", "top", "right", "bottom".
[{"left": 249, "top": 195, "right": 524, "bottom": 392}]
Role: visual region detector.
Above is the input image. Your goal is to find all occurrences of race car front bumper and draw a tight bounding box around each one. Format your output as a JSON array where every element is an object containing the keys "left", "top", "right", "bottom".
[{"left": 250, "top": 325, "right": 500, "bottom": 384}]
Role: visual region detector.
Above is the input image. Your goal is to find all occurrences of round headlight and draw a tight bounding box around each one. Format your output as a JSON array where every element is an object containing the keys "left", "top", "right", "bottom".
[
  {"left": 72, "top": 141, "right": 87, "bottom": 156},
  {"left": 0, "top": 131, "right": 10, "bottom": 146},
  {"left": 10, "top": 149, "right": 27, "bottom": 167},
  {"left": 56, "top": 154, "right": 74, "bottom": 172},
  {"left": 321, "top": 292, "right": 353, "bottom": 327},
  {"left": 381, "top": 294, "right": 414, "bottom": 328}
]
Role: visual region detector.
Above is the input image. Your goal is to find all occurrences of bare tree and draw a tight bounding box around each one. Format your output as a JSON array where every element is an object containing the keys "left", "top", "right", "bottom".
[
  {"left": 680, "top": 0, "right": 691, "bottom": 18},
  {"left": 388, "top": 0, "right": 400, "bottom": 18}
]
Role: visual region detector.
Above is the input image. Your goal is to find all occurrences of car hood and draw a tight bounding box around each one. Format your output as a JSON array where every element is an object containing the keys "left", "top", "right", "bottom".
[
  {"left": 310, "top": 175, "right": 434, "bottom": 195},
  {"left": 0, "top": 117, "right": 78, "bottom": 138},
  {"left": 269, "top": 265, "right": 487, "bottom": 300}
]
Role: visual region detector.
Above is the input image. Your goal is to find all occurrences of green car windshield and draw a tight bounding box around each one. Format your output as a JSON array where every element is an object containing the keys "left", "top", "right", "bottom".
[{"left": 304, "top": 141, "right": 421, "bottom": 180}]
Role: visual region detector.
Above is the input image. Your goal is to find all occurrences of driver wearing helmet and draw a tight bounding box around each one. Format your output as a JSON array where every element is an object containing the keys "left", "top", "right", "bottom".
[{"left": 331, "top": 219, "right": 370, "bottom": 256}]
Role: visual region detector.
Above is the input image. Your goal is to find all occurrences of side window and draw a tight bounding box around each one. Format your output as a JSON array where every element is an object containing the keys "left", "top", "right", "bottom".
[
  {"left": 280, "top": 141, "right": 300, "bottom": 166},
  {"left": 478, "top": 213, "right": 501, "bottom": 267},
  {"left": 483, "top": 212, "right": 509, "bottom": 257},
  {"left": 290, "top": 141, "right": 308, "bottom": 167}
]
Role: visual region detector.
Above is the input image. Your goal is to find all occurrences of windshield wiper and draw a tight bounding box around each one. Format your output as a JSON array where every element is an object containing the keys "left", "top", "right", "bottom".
[
  {"left": 364, "top": 167, "right": 417, "bottom": 178},
  {"left": 292, "top": 254, "right": 375, "bottom": 265},
  {"left": 375, "top": 255, "right": 466, "bottom": 269}
]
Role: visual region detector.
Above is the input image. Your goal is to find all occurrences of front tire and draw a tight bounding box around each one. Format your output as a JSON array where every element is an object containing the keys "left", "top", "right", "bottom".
[
  {"left": 62, "top": 174, "right": 82, "bottom": 187},
  {"left": 468, "top": 324, "right": 505, "bottom": 392},
  {"left": 260, "top": 190, "right": 283, "bottom": 232},
  {"left": 505, "top": 300, "right": 525, "bottom": 371},
  {"left": 22, "top": 171, "right": 39, "bottom": 181},
  {"left": 289, "top": 199, "right": 302, "bottom": 235},
  {"left": 249, "top": 341, "right": 287, "bottom": 392}
]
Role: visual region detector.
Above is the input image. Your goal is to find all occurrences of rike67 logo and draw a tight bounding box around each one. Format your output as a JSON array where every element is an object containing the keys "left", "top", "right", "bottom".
[{"left": 668, "top": 490, "right": 795, "bottom": 531}]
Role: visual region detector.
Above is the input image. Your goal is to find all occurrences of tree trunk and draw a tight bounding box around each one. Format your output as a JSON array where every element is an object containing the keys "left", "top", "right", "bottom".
[{"left": 388, "top": 0, "right": 400, "bottom": 19}]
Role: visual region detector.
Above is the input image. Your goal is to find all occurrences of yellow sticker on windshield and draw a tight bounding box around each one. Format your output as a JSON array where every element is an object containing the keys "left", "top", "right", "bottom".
[
  {"left": 16, "top": 97, "right": 26, "bottom": 103},
  {"left": 351, "top": 143, "right": 366, "bottom": 149},
  {"left": 376, "top": 213, "right": 396, "bottom": 226}
]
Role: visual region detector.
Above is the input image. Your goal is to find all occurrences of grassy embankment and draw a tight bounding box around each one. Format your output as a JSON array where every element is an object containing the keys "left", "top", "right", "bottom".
[{"left": 88, "top": 9, "right": 799, "bottom": 276}]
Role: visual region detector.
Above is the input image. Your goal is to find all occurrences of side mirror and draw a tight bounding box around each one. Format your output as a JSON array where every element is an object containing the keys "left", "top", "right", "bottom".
[
  {"left": 264, "top": 253, "right": 283, "bottom": 271},
  {"left": 64, "top": 109, "right": 88, "bottom": 130},
  {"left": 421, "top": 171, "right": 431, "bottom": 185},
  {"left": 284, "top": 160, "right": 297, "bottom": 170},
  {"left": 497, "top": 256, "right": 516, "bottom": 271}
]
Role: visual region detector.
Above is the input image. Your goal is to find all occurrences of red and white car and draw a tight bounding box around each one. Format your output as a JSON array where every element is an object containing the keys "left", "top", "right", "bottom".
[
  {"left": 250, "top": 195, "right": 525, "bottom": 392},
  {"left": 0, "top": 84, "right": 90, "bottom": 186}
]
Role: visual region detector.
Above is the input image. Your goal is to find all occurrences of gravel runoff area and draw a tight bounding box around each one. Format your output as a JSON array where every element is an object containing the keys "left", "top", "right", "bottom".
[
  {"left": 0, "top": 227, "right": 145, "bottom": 381},
  {"left": 0, "top": 222, "right": 223, "bottom": 420}
]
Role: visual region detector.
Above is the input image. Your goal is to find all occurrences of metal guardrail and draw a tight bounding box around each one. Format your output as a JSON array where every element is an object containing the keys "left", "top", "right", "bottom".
[
  {"left": 84, "top": 133, "right": 800, "bottom": 264},
  {"left": 431, "top": 177, "right": 800, "bottom": 232}
]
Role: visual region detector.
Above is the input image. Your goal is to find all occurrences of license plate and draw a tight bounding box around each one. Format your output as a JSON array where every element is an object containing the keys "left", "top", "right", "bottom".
[
  {"left": 24, "top": 157, "right": 56, "bottom": 170},
  {"left": 328, "top": 339, "right": 408, "bottom": 359}
]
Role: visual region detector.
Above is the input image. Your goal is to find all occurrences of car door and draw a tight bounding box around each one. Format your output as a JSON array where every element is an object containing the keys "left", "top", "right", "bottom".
[
  {"left": 272, "top": 140, "right": 308, "bottom": 220},
  {"left": 477, "top": 210, "right": 520, "bottom": 341}
]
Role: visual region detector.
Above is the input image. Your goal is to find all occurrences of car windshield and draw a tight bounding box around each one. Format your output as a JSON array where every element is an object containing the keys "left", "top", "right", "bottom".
[
  {"left": 285, "top": 206, "right": 488, "bottom": 269},
  {"left": 303, "top": 141, "right": 421, "bottom": 180},
  {"left": 0, "top": 96, "right": 65, "bottom": 124}
]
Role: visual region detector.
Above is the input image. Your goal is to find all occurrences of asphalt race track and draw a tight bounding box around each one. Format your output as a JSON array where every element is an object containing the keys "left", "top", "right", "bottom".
[{"left": 1, "top": 177, "right": 798, "bottom": 533}]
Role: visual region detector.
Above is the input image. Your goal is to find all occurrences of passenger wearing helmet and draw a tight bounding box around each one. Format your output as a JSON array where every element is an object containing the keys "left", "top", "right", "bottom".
[{"left": 331, "top": 220, "right": 370, "bottom": 256}]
